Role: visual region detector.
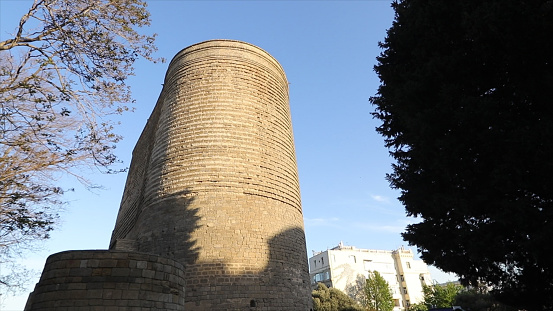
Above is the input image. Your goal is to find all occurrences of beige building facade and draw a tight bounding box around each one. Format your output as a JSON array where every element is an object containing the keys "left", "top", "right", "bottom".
[{"left": 309, "top": 242, "right": 433, "bottom": 310}]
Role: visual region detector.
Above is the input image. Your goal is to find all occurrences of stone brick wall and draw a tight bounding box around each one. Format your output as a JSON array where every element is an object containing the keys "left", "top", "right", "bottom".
[
  {"left": 110, "top": 40, "right": 312, "bottom": 310},
  {"left": 24, "top": 250, "right": 185, "bottom": 311},
  {"left": 110, "top": 93, "right": 165, "bottom": 248}
]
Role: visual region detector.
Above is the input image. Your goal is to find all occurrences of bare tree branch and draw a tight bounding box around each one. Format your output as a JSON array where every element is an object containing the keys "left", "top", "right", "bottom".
[{"left": 0, "top": 0, "right": 161, "bottom": 290}]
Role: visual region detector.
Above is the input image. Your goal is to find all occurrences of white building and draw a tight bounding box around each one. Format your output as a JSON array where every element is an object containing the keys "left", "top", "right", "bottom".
[{"left": 309, "top": 242, "right": 433, "bottom": 310}]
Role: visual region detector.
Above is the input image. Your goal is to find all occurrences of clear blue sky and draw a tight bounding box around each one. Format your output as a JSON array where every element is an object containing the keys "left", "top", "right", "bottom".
[{"left": 0, "top": 1, "right": 456, "bottom": 309}]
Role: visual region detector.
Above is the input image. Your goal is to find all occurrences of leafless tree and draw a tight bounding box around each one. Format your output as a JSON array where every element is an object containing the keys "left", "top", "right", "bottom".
[{"left": 0, "top": 0, "right": 161, "bottom": 290}]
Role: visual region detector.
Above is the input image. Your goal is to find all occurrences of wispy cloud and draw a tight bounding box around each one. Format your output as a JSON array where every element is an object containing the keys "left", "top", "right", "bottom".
[
  {"left": 352, "top": 218, "right": 413, "bottom": 234},
  {"left": 370, "top": 194, "right": 390, "bottom": 203}
]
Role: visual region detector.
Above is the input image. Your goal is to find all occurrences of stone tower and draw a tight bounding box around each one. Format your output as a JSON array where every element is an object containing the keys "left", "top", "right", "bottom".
[{"left": 110, "top": 40, "right": 311, "bottom": 310}]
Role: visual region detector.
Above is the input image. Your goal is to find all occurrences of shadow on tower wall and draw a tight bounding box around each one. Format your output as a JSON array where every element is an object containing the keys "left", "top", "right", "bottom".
[
  {"left": 128, "top": 189, "right": 201, "bottom": 266},
  {"left": 26, "top": 190, "right": 312, "bottom": 311},
  {"left": 116, "top": 187, "right": 312, "bottom": 310},
  {"left": 184, "top": 226, "right": 313, "bottom": 311}
]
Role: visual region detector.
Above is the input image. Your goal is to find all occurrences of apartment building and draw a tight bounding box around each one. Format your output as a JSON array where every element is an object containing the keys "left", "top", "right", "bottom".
[{"left": 309, "top": 242, "right": 433, "bottom": 310}]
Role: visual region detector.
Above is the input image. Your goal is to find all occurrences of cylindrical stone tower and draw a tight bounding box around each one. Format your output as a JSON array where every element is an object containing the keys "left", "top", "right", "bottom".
[{"left": 110, "top": 40, "right": 312, "bottom": 310}]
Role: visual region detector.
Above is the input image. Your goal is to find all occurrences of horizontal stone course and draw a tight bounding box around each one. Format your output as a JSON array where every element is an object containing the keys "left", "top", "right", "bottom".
[{"left": 25, "top": 250, "right": 185, "bottom": 311}]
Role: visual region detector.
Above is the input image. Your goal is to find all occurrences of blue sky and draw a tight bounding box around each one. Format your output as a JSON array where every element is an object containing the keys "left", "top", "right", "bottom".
[{"left": 0, "top": 1, "right": 456, "bottom": 309}]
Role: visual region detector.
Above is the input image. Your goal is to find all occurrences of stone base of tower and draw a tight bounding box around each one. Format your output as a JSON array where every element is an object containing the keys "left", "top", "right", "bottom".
[
  {"left": 24, "top": 249, "right": 312, "bottom": 311},
  {"left": 184, "top": 262, "right": 312, "bottom": 311},
  {"left": 24, "top": 250, "right": 185, "bottom": 311}
]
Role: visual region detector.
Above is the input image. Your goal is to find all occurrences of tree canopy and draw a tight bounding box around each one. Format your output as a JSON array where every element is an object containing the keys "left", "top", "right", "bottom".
[
  {"left": 363, "top": 271, "right": 393, "bottom": 311},
  {"left": 410, "top": 283, "right": 516, "bottom": 311},
  {"left": 370, "top": 0, "right": 553, "bottom": 309},
  {"left": 0, "top": 0, "right": 159, "bottom": 289},
  {"left": 422, "top": 283, "right": 462, "bottom": 309},
  {"left": 312, "top": 283, "right": 363, "bottom": 311},
  {"left": 454, "top": 286, "right": 517, "bottom": 311}
]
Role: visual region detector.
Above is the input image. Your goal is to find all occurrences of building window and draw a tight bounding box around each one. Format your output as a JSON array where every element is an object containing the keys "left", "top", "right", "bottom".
[
  {"left": 313, "top": 272, "right": 329, "bottom": 282},
  {"left": 403, "top": 287, "right": 408, "bottom": 294},
  {"left": 313, "top": 260, "right": 317, "bottom": 267},
  {"left": 349, "top": 255, "right": 356, "bottom": 263},
  {"left": 400, "top": 275, "right": 404, "bottom": 282},
  {"left": 406, "top": 262, "right": 411, "bottom": 269},
  {"left": 321, "top": 257, "right": 324, "bottom": 265},
  {"left": 363, "top": 260, "right": 372, "bottom": 271}
]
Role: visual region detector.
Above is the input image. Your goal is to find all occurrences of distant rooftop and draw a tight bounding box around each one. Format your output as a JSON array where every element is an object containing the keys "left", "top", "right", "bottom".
[{"left": 312, "top": 241, "right": 413, "bottom": 256}]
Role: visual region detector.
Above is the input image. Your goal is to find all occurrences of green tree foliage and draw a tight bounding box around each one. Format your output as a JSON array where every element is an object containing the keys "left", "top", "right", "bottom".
[
  {"left": 407, "top": 303, "right": 428, "bottom": 311},
  {"left": 364, "top": 271, "right": 394, "bottom": 311},
  {"left": 454, "top": 287, "right": 517, "bottom": 311},
  {"left": 411, "top": 283, "right": 516, "bottom": 311},
  {"left": 0, "top": 0, "right": 159, "bottom": 290},
  {"left": 312, "top": 283, "right": 363, "bottom": 311},
  {"left": 370, "top": 0, "right": 553, "bottom": 309},
  {"left": 421, "top": 283, "right": 462, "bottom": 309}
]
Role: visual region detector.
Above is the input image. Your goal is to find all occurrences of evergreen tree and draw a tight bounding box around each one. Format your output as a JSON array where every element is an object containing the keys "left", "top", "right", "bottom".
[
  {"left": 370, "top": 1, "right": 553, "bottom": 309},
  {"left": 454, "top": 285, "right": 517, "bottom": 311}
]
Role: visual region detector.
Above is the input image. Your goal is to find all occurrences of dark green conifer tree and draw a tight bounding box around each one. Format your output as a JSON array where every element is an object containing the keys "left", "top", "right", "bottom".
[{"left": 371, "top": 1, "right": 553, "bottom": 309}]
